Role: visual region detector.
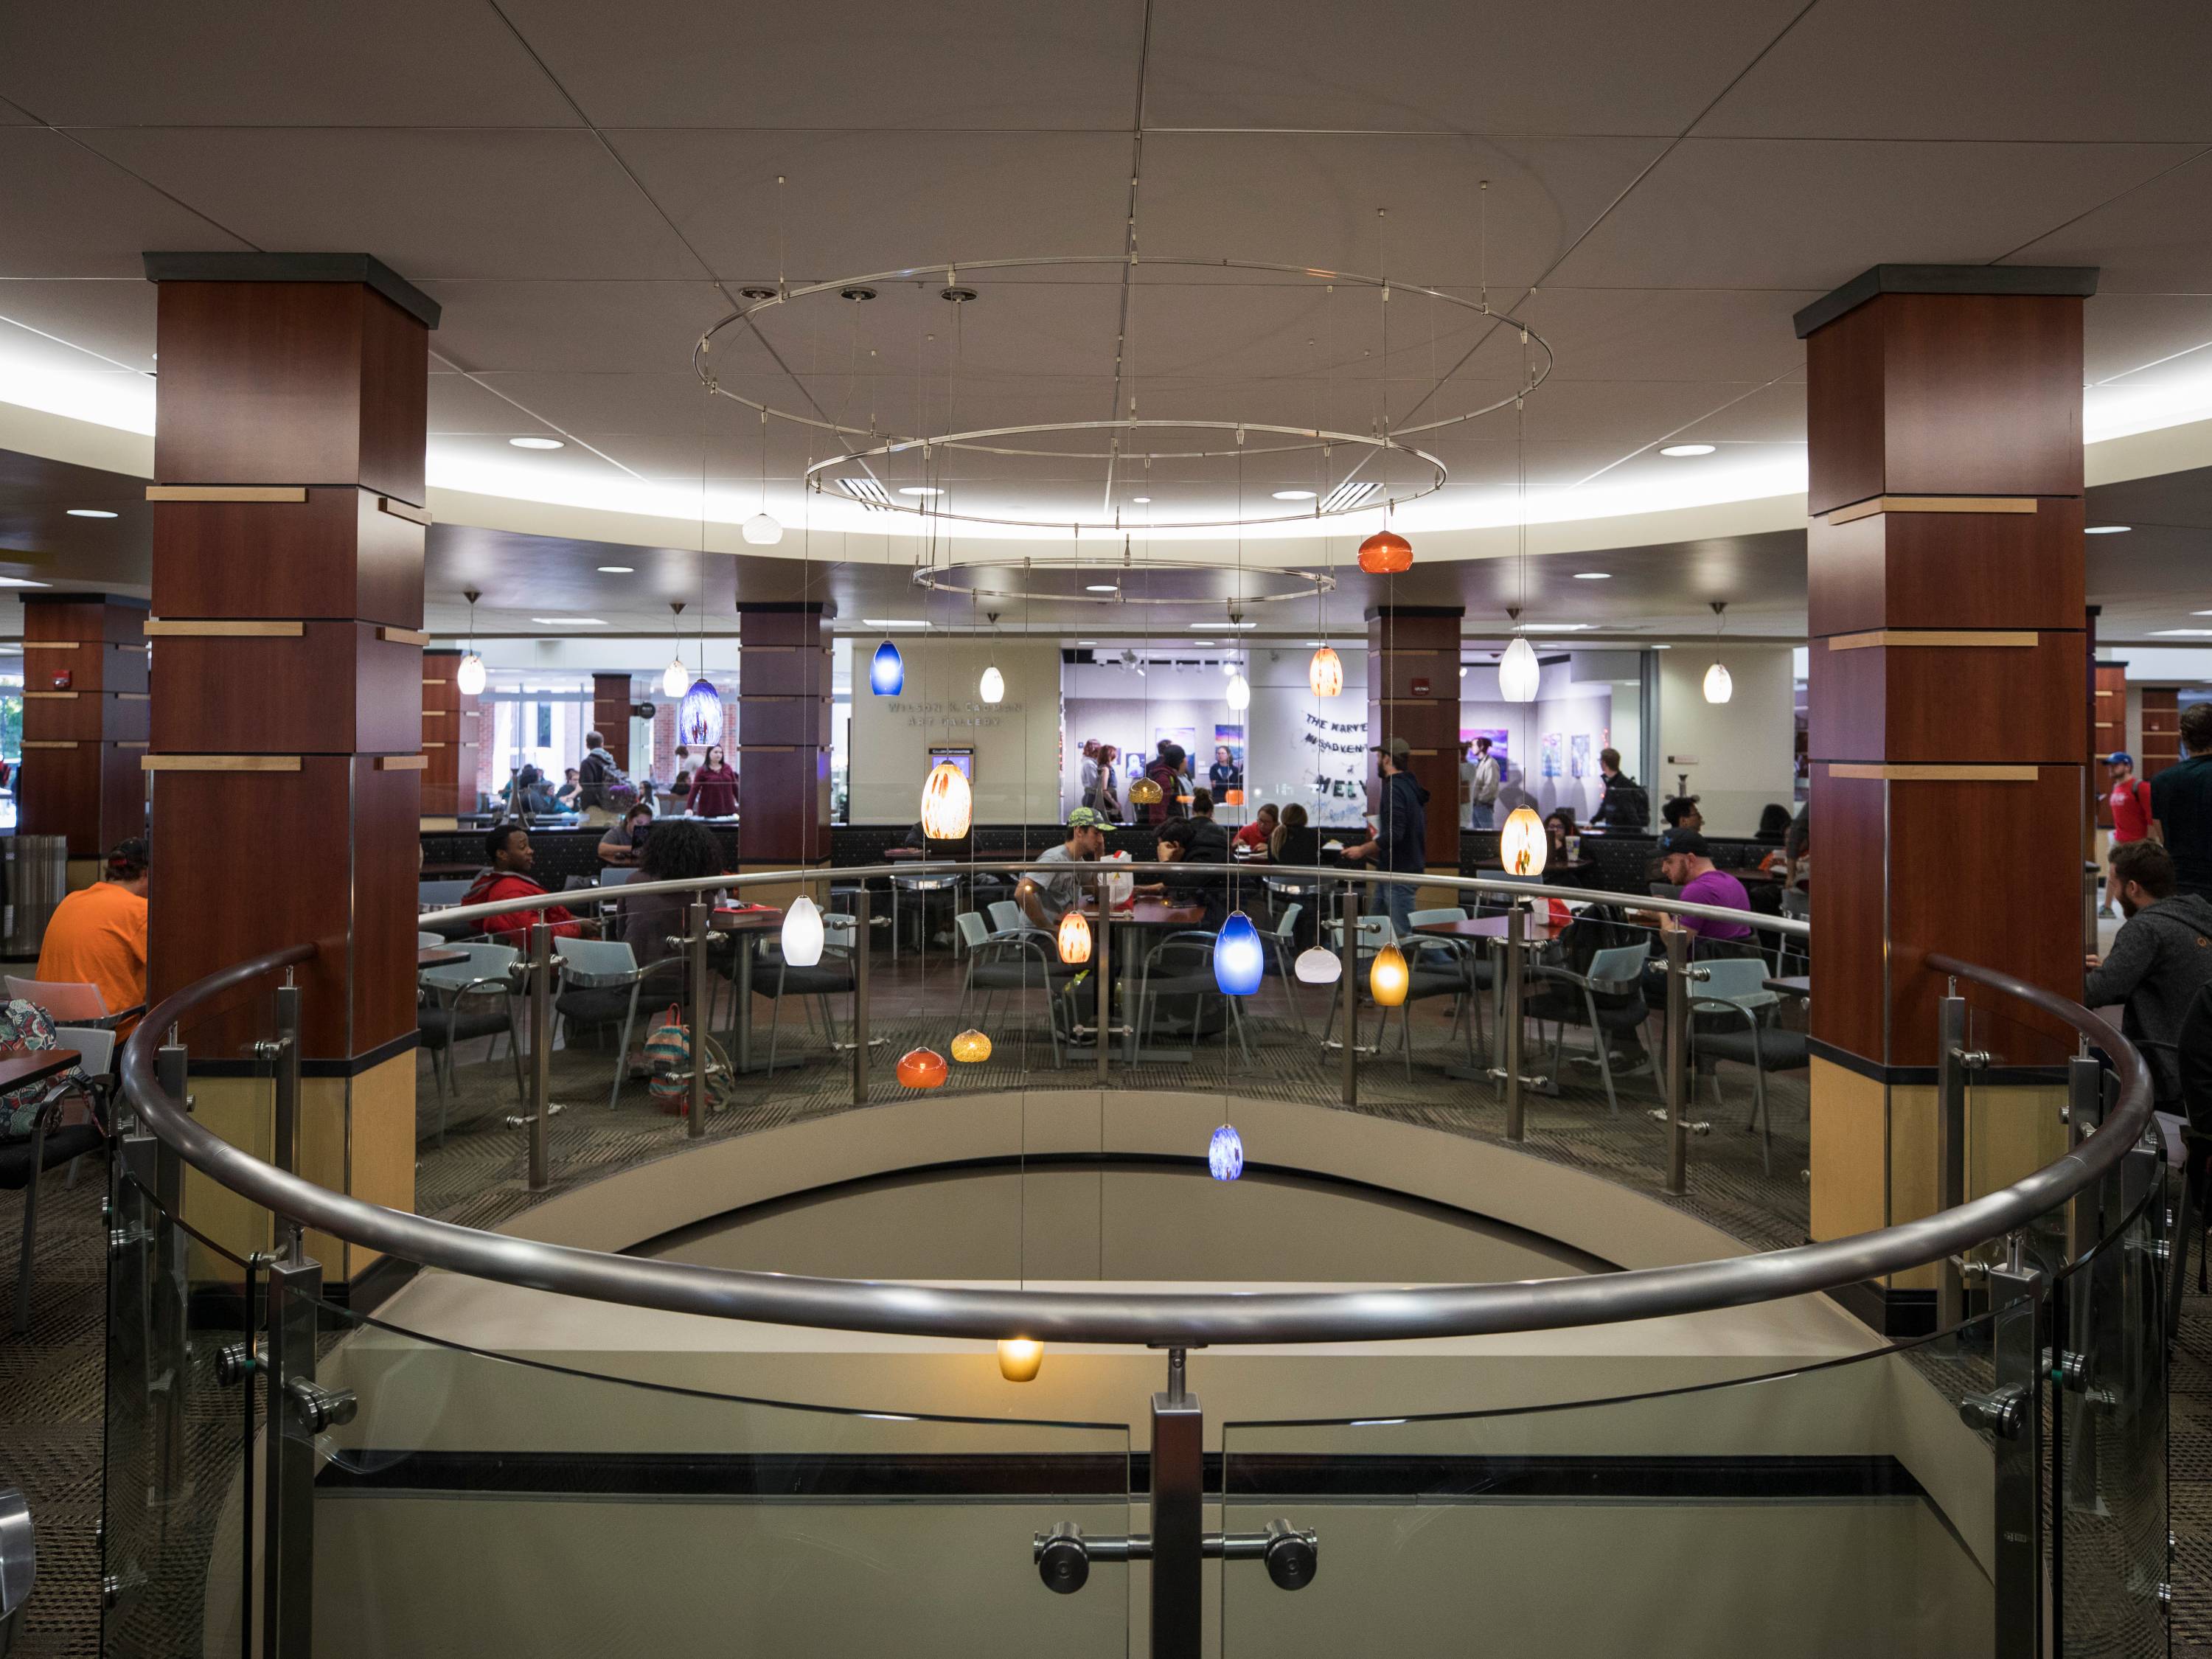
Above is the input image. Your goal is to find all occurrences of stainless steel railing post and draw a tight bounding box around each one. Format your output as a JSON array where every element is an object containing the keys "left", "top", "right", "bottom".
[
  {"left": 1150, "top": 1347, "right": 1203, "bottom": 1659},
  {"left": 1983, "top": 1243, "right": 2046, "bottom": 1659},
  {"left": 528, "top": 921, "right": 553, "bottom": 1191},
  {"left": 262, "top": 1252, "right": 340, "bottom": 1659},
  {"left": 686, "top": 900, "right": 709, "bottom": 1138},
  {"left": 2061, "top": 1051, "right": 2106, "bottom": 1512},
  {"left": 1502, "top": 905, "right": 1526, "bottom": 1141},
  {"left": 1663, "top": 928, "right": 1691, "bottom": 1195},
  {"left": 1935, "top": 994, "right": 1969, "bottom": 1331},
  {"left": 1096, "top": 875, "right": 1113, "bottom": 1084},
  {"left": 852, "top": 889, "right": 872, "bottom": 1105},
  {"left": 1339, "top": 886, "right": 1358, "bottom": 1107}
]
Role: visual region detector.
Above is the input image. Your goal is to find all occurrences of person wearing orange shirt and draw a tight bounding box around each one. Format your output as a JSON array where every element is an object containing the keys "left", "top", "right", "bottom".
[{"left": 36, "top": 838, "right": 150, "bottom": 1022}]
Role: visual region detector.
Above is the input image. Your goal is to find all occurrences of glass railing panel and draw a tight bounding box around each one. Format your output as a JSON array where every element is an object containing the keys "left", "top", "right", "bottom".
[
  {"left": 101, "top": 1180, "right": 260, "bottom": 1659},
  {"left": 1220, "top": 1311, "right": 2017, "bottom": 1659},
  {"left": 279, "top": 1281, "right": 1131, "bottom": 1657}
]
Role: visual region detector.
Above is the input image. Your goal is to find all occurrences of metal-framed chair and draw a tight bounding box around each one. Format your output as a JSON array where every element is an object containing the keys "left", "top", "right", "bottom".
[
  {"left": 417, "top": 942, "right": 526, "bottom": 1144},
  {"left": 987, "top": 900, "right": 1027, "bottom": 938},
  {"left": 1133, "top": 931, "right": 1252, "bottom": 1065},
  {"left": 760, "top": 912, "right": 860, "bottom": 1072},
  {"left": 2, "top": 978, "right": 143, "bottom": 1032},
  {"left": 951, "top": 911, "right": 1068, "bottom": 1063},
  {"left": 1776, "top": 887, "right": 1809, "bottom": 977},
  {"left": 552, "top": 936, "right": 650, "bottom": 1111},
  {"left": 1267, "top": 903, "right": 1307, "bottom": 1032},
  {"left": 1402, "top": 905, "right": 1488, "bottom": 1063},
  {"left": 1686, "top": 956, "right": 1808, "bottom": 1175},
  {"left": 1527, "top": 942, "right": 1655, "bottom": 1114},
  {"left": 2, "top": 1025, "right": 114, "bottom": 1336}
]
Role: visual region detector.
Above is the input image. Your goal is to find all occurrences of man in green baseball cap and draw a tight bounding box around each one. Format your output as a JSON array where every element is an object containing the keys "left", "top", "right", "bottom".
[{"left": 1019, "top": 807, "right": 1109, "bottom": 931}]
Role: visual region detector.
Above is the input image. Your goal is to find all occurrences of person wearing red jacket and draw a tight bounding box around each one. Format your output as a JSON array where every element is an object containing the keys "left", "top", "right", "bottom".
[{"left": 462, "top": 825, "right": 585, "bottom": 947}]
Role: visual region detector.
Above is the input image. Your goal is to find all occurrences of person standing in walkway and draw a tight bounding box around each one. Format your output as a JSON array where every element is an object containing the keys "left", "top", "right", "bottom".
[
  {"left": 1464, "top": 737, "right": 1500, "bottom": 830},
  {"left": 2105, "top": 751, "right": 2155, "bottom": 916},
  {"left": 1342, "top": 737, "right": 1429, "bottom": 938},
  {"left": 686, "top": 743, "right": 738, "bottom": 818},
  {"left": 2086, "top": 839, "right": 2212, "bottom": 1106},
  {"left": 2153, "top": 703, "right": 2212, "bottom": 902}
]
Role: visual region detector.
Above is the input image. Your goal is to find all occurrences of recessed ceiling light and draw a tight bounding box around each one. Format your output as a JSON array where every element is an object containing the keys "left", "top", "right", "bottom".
[
  {"left": 1085, "top": 583, "right": 1119, "bottom": 593},
  {"left": 1303, "top": 640, "right": 1326, "bottom": 647},
  {"left": 1132, "top": 495, "right": 1152, "bottom": 504},
  {"left": 1659, "top": 443, "right": 1716, "bottom": 458},
  {"left": 1573, "top": 571, "right": 1611, "bottom": 580},
  {"left": 1653, "top": 644, "right": 1672, "bottom": 650},
  {"left": 1271, "top": 489, "right": 1317, "bottom": 501},
  {"left": 1190, "top": 639, "right": 1214, "bottom": 647},
  {"left": 531, "top": 616, "right": 605, "bottom": 625},
  {"left": 2085, "top": 524, "right": 2132, "bottom": 535},
  {"left": 596, "top": 565, "right": 634, "bottom": 573},
  {"left": 66, "top": 508, "right": 118, "bottom": 519},
  {"left": 897, "top": 486, "right": 942, "bottom": 497},
  {"left": 0, "top": 578, "right": 49, "bottom": 589},
  {"left": 1520, "top": 622, "right": 1597, "bottom": 633},
  {"left": 1458, "top": 665, "right": 1467, "bottom": 678},
  {"left": 1077, "top": 639, "right": 1096, "bottom": 645},
  {"left": 860, "top": 618, "right": 930, "bottom": 630},
  {"left": 509, "top": 436, "right": 565, "bottom": 451},
  {"left": 1198, "top": 621, "right": 1259, "bottom": 630},
  {"left": 2152, "top": 628, "right": 2212, "bottom": 637}
]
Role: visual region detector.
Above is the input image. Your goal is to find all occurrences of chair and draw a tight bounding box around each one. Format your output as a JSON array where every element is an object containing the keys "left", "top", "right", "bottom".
[
  {"left": 1267, "top": 904, "right": 1307, "bottom": 1033},
  {"left": 1133, "top": 932, "right": 1251, "bottom": 1065},
  {"left": 952, "top": 911, "right": 1068, "bottom": 1062},
  {"left": 987, "top": 900, "right": 1027, "bottom": 938},
  {"left": 1526, "top": 942, "right": 1655, "bottom": 1114},
  {"left": 1403, "top": 905, "right": 1489, "bottom": 1062},
  {"left": 3, "top": 978, "right": 141, "bottom": 1031},
  {"left": 761, "top": 912, "right": 860, "bottom": 1073},
  {"left": 552, "top": 936, "right": 650, "bottom": 1111},
  {"left": 418, "top": 879, "right": 473, "bottom": 906},
  {"left": 1776, "top": 888, "right": 1809, "bottom": 977},
  {"left": 2, "top": 1025, "right": 114, "bottom": 1335},
  {"left": 1686, "top": 957, "right": 1808, "bottom": 1175},
  {"left": 416, "top": 942, "right": 526, "bottom": 1144}
]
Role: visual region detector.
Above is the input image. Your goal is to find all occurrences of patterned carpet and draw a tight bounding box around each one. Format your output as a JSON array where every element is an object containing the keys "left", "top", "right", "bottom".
[{"left": 0, "top": 955, "right": 2197, "bottom": 1654}]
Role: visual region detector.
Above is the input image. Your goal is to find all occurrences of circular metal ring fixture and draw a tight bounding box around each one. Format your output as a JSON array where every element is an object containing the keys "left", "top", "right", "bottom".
[{"left": 908, "top": 552, "right": 1337, "bottom": 608}]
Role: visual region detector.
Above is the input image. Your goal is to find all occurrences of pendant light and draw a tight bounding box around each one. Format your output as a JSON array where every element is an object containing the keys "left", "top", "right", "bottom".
[
  {"left": 1225, "top": 667, "right": 1251, "bottom": 712},
  {"left": 1703, "top": 602, "right": 1733, "bottom": 704},
  {"left": 978, "top": 608, "right": 1005, "bottom": 704},
  {"left": 1214, "top": 911, "right": 1264, "bottom": 995},
  {"left": 869, "top": 637, "right": 904, "bottom": 696},
  {"left": 896, "top": 1047, "right": 948, "bottom": 1089},
  {"left": 741, "top": 512, "right": 782, "bottom": 545},
  {"left": 780, "top": 892, "right": 824, "bottom": 967},
  {"left": 919, "top": 758, "right": 973, "bottom": 840},
  {"left": 454, "top": 589, "right": 487, "bottom": 696},
  {"left": 996, "top": 1338, "right": 1044, "bottom": 1382},
  {"left": 1208, "top": 1124, "right": 1245, "bottom": 1182},
  {"left": 1057, "top": 908, "right": 1092, "bottom": 965},
  {"left": 1369, "top": 940, "right": 1410, "bottom": 1006},
  {"left": 1128, "top": 775, "right": 1163, "bottom": 807},
  {"left": 1294, "top": 945, "right": 1343, "bottom": 984},
  {"left": 1357, "top": 529, "right": 1412, "bottom": 574},
  {"left": 950, "top": 1028, "right": 993, "bottom": 1063},
  {"left": 1500, "top": 805, "right": 1547, "bottom": 877},
  {"left": 661, "top": 602, "right": 689, "bottom": 699},
  {"left": 1308, "top": 644, "right": 1343, "bottom": 698},
  {"left": 1498, "top": 608, "right": 1539, "bottom": 703}
]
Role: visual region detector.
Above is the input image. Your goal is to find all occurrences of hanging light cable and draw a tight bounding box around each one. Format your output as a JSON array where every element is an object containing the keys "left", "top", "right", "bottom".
[{"left": 455, "top": 588, "right": 486, "bottom": 696}]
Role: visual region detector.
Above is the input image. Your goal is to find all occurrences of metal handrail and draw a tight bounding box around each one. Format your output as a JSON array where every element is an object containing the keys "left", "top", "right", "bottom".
[
  {"left": 425, "top": 859, "right": 1810, "bottom": 940},
  {"left": 118, "top": 876, "right": 2145, "bottom": 1345}
]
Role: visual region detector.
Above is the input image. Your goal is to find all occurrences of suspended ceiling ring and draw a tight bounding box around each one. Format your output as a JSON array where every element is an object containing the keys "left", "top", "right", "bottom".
[
  {"left": 908, "top": 553, "right": 1337, "bottom": 608},
  {"left": 692, "top": 251, "right": 1554, "bottom": 455}
]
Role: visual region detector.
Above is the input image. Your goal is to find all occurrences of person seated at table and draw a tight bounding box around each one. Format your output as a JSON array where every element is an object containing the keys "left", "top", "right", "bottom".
[
  {"left": 38, "top": 836, "right": 149, "bottom": 1027},
  {"left": 1018, "top": 807, "right": 1108, "bottom": 931},
  {"left": 1635, "top": 830, "right": 1752, "bottom": 945},
  {"left": 1234, "top": 803, "right": 1279, "bottom": 857},
  {"left": 1660, "top": 794, "right": 1703, "bottom": 833},
  {"left": 1543, "top": 809, "right": 1576, "bottom": 866},
  {"left": 1755, "top": 803, "right": 1792, "bottom": 845},
  {"left": 1138, "top": 816, "right": 1230, "bottom": 930},
  {"left": 620, "top": 820, "right": 728, "bottom": 967},
  {"left": 2085, "top": 840, "right": 2212, "bottom": 1107},
  {"left": 1269, "top": 801, "right": 1318, "bottom": 866},
  {"left": 465, "top": 826, "right": 585, "bottom": 949},
  {"left": 505, "top": 763, "right": 559, "bottom": 818},
  {"left": 1185, "top": 789, "right": 1232, "bottom": 863},
  {"left": 554, "top": 768, "right": 582, "bottom": 811},
  {"left": 598, "top": 801, "right": 654, "bottom": 867}
]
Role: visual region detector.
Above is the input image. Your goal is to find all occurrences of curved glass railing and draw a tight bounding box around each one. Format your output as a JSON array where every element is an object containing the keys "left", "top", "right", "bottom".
[{"left": 94, "top": 863, "right": 2165, "bottom": 1657}]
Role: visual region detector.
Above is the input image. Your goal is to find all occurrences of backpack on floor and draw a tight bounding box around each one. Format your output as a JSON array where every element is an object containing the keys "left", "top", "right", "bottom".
[{"left": 642, "top": 1006, "right": 734, "bottom": 1116}]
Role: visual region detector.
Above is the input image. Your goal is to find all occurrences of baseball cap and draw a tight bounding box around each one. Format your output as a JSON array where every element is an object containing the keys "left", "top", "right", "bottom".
[
  {"left": 1371, "top": 737, "right": 1412, "bottom": 762},
  {"left": 1066, "top": 806, "right": 1109, "bottom": 832},
  {"left": 1658, "top": 829, "right": 1710, "bottom": 858},
  {"left": 2108, "top": 751, "right": 2133, "bottom": 767}
]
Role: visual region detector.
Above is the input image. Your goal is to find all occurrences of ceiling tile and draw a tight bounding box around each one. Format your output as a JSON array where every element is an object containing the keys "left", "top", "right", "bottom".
[
  {"left": 2004, "top": 150, "right": 2212, "bottom": 296},
  {"left": 2084, "top": 293, "right": 2212, "bottom": 383},
  {"left": 1666, "top": 380, "right": 1806, "bottom": 443},
  {"left": 0, "top": 128, "right": 248, "bottom": 277},
  {"left": 740, "top": 277, "right": 1126, "bottom": 383},
  {"left": 73, "top": 128, "right": 709, "bottom": 279},
  {"left": 1517, "top": 288, "right": 1815, "bottom": 383},
  {"left": 604, "top": 130, "right": 1134, "bottom": 278},
  {"left": 1144, "top": 0, "right": 1807, "bottom": 134},
  {"left": 0, "top": 279, "right": 158, "bottom": 370},
  {"left": 1546, "top": 138, "right": 2202, "bottom": 291},
  {"left": 417, "top": 280, "right": 732, "bottom": 375},
  {"left": 499, "top": 0, "right": 1147, "bottom": 129},
  {"left": 0, "top": 0, "right": 580, "bottom": 126},
  {"left": 1700, "top": 1, "right": 2212, "bottom": 143}
]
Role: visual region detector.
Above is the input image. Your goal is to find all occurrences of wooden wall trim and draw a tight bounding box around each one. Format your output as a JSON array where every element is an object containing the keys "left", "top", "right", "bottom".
[
  {"left": 1829, "top": 762, "right": 2042, "bottom": 782},
  {"left": 21, "top": 740, "right": 79, "bottom": 750},
  {"left": 144, "top": 619, "right": 305, "bottom": 638},
  {"left": 1824, "top": 495, "right": 2041, "bottom": 526},
  {"left": 376, "top": 497, "right": 433, "bottom": 527},
  {"left": 23, "top": 690, "right": 79, "bottom": 700},
  {"left": 377, "top": 625, "right": 431, "bottom": 646},
  {"left": 375, "top": 755, "right": 430, "bottom": 771},
  {"left": 140, "top": 754, "right": 303, "bottom": 773},
  {"left": 1828, "top": 630, "right": 2041, "bottom": 651},
  {"left": 18, "top": 641, "right": 78, "bottom": 651},
  {"left": 145, "top": 485, "right": 308, "bottom": 504}
]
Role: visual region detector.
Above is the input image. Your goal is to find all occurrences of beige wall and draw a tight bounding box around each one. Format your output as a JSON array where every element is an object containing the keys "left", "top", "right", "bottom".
[
  {"left": 1657, "top": 642, "right": 1798, "bottom": 837},
  {"left": 848, "top": 636, "right": 1061, "bottom": 824}
]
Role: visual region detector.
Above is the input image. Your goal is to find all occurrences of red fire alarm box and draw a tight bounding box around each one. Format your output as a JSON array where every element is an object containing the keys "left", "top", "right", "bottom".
[
  {"left": 1410, "top": 675, "right": 1430, "bottom": 696},
  {"left": 49, "top": 669, "right": 71, "bottom": 691}
]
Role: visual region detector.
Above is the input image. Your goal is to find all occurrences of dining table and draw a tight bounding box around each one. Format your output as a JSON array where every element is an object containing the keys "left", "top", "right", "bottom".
[{"left": 1077, "top": 894, "right": 1209, "bottom": 1061}]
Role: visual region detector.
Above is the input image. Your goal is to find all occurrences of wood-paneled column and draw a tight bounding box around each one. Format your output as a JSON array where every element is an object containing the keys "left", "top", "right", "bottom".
[
  {"left": 591, "top": 673, "right": 633, "bottom": 774},
  {"left": 18, "top": 594, "right": 149, "bottom": 887},
  {"left": 1364, "top": 605, "right": 1464, "bottom": 877},
  {"left": 421, "top": 647, "right": 481, "bottom": 821},
  {"left": 735, "top": 603, "right": 832, "bottom": 888},
  {"left": 1799, "top": 264, "right": 2097, "bottom": 1334},
  {"left": 143, "top": 252, "right": 437, "bottom": 1292}
]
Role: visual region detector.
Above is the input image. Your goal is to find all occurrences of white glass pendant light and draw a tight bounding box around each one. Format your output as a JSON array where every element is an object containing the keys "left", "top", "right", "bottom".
[
  {"left": 1225, "top": 670, "right": 1251, "bottom": 712},
  {"left": 454, "top": 588, "right": 487, "bottom": 695},
  {"left": 742, "top": 512, "right": 783, "bottom": 546},
  {"left": 1702, "top": 601, "right": 1732, "bottom": 704},
  {"left": 781, "top": 893, "right": 824, "bottom": 967},
  {"left": 1294, "top": 945, "right": 1342, "bottom": 984},
  {"left": 661, "top": 602, "right": 689, "bottom": 699},
  {"left": 978, "top": 664, "right": 1005, "bottom": 705},
  {"left": 1498, "top": 635, "right": 1540, "bottom": 703}
]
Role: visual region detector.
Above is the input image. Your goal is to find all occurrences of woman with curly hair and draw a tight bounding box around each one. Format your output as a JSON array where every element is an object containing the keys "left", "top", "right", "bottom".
[{"left": 620, "top": 818, "right": 728, "bottom": 966}]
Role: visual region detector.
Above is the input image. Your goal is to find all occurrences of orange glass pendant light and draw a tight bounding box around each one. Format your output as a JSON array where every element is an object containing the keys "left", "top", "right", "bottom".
[
  {"left": 919, "top": 759, "right": 973, "bottom": 840},
  {"left": 1357, "top": 530, "right": 1413, "bottom": 574},
  {"left": 950, "top": 1028, "right": 993, "bottom": 1063},
  {"left": 896, "top": 1048, "right": 948, "bottom": 1090},
  {"left": 997, "top": 1338, "right": 1044, "bottom": 1382},
  {"left": 1057, "top": 908, "right": 1093, "bottom": 964},
  {"left": 1128, "top": 775, "right": 1163, "bottom": 806},
  {"left": 1308, "top": 644, "right": 1343, "bottom": 698},
  {"left": 1369, "top": 941, "right": 1410, "bottom": 1006},
  {"left": 1500, "top": 805, "right": 1548, "bottom": 877}
]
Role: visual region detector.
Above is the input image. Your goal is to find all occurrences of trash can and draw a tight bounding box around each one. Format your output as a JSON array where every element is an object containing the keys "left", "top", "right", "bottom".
[{"left": 4, "top": 835, "right": 66, "bottom": 959}]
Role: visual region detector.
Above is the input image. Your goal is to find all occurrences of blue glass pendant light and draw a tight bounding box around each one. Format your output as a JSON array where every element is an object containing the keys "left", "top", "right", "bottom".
[
  {"left": 869, "top": 638, "right": 905, "bottom": 696},
  {"left": 1214, "top": 911, "right": 1265, "bottom": 996},
  {"left": 1208, "top": 1123, "right": 1244, "bottom": 1182}
]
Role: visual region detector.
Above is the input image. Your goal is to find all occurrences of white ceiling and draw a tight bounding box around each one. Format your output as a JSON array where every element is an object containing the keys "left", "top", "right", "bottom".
[{"left": 1, "top": 0, "right": 2211, "bottom": 612}]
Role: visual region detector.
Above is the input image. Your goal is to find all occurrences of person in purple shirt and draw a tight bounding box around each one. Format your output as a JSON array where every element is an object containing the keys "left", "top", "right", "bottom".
[{"left": 1655, "top": 830, "right": 1753, "bottom": 942}]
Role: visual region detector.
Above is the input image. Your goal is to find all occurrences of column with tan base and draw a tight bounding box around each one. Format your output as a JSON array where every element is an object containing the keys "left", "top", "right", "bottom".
[
  {"left": 1799, "top": 265, "right": 2096, "bottom": 1333},
  {"left": 1365, "top": 605, "right": 1465, "bottom": 900},
  {"left": 142, "top": 252, "right": 436, "bottom": 1295}
]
